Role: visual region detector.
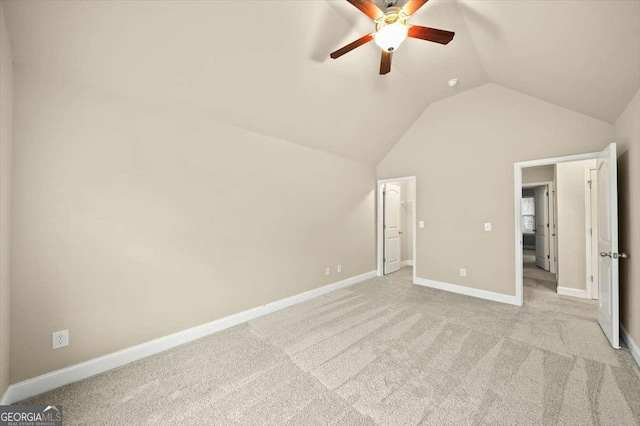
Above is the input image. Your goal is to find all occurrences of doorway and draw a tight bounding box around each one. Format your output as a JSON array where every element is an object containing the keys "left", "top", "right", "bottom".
[
  {"left": 521, "top": 182, "right": 555, "bottom": 274},
  {"left": 514, "top": 144, "right": 622, "bottom": 349},
  {"left": 521, "top": 180, "right": 557, "bottom": 301},
  {"left": 376, "top": 177, "right": 416, "bottom": 280}
]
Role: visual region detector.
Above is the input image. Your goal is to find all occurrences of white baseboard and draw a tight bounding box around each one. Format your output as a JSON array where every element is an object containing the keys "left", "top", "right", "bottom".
[
  {"left": 0, "top": 387, "right": 10, "bottom": 405},
  {"left": 401, "top": 260, "right": 413, "bottom": 267},
  {"left": 413, "top": 277, "right": 520, "bottom": 306},
  {"left": 2, "top": 270, "right": 376, "bottom": 404},
  {"left": 620, "top": 324, "right": 640, "bottom": 368},
  {"left": 557, "top": 286, "right": 587, "bottom": 299}
]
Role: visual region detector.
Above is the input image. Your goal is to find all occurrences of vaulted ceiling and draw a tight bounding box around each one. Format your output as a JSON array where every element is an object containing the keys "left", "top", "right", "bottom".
[{"left": 3, "top": 0, "right": 639, "bottom": 165}]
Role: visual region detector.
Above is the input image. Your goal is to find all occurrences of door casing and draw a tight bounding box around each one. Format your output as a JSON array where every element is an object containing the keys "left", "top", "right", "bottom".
[{"left": 514, "top": 151, "right": 602, "bottom": 306}]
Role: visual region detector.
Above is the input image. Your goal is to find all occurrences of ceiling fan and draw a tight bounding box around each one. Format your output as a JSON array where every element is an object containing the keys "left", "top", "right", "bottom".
[{"left": 330, "top": 0, "right": 455, "bottom": 75}]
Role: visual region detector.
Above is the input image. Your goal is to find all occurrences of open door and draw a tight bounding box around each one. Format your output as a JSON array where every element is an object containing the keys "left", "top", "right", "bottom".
[
  {"left": 587, "top": 168, "right": 599, "bottom": 300},
  {"left": 534, "top": 185, "right": 550, "bottom": 271},
  {"left": 383, "top": 183, "right": 401, "bottom": 274},
  {"left": 597, "top": 143, "right": 620, "bottom": 349}
]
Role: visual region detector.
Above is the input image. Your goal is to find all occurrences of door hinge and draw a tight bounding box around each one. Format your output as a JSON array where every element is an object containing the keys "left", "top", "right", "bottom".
[
  {"left": 590, "top": 228, "right": 593, "bottom": 236},
  {"left": 383, "top": 224, "right": 386, "bottom": 230},
  {"left": 591, "top": 275, "right": 594, "bottom": 282},
  {"left": 547, "top": 223, "right": 549, "bottom": 228},
  {"left": 588, "top": 180, "right": 593, "bottom": 189},
  {"left": 547, "top": 255, "right": 550, "bottom": 259},
  {"left": 383, "top": 257, "right": 386, "bottom": 263}
]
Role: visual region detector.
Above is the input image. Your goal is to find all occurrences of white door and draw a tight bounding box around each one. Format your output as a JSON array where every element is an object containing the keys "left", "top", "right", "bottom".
[
  {"left": 552, "top": 181, "right": 559, "bottom": 280},
  {"left": 384, "top": 184, "right": 401, "bottom": 274},
  {"left": 588, "top": 168, "right": 599, "bottom": 299},
  {"left": 534, "top": 185, "right": 550, "bottom": 271},
  {"left": 597, "top": 143, "right": 619, "bottom": 349}
]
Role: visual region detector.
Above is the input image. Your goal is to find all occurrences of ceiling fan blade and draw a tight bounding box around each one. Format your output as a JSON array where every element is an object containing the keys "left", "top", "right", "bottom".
[
  {"left": 330, "top": 34, "right": 374, "bottom": 59},
  {"left": 402, "top": 0, "right": 429, "bottom": 16},
  {"left": 407, "top": 25, "right": 455, "bottom": 45},
  {"left": 380, "top": 51, "right": 392, "bottom": 75},
  {"left": 346, "top": 0, "right": 384, "bottom": 20}
]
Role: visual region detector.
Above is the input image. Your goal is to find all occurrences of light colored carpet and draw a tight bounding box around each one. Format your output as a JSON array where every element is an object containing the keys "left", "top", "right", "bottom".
[
  {"left": 20, "top": 266, "right": 640, "bottom": 425},
  {"left": 523, "top": 248, "right": 537, "bottom": 265}
]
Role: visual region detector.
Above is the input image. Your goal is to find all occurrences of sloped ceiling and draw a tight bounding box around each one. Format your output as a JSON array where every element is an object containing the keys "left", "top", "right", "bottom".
[
  {"left": 458, "top": 0, "right": 640, "bottom": 124},
  {"left": 2, "top": 1, "right": 639, "bottom": 165}
]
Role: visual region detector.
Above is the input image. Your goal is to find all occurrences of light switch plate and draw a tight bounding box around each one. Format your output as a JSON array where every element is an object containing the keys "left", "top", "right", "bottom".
[
  {"left": 419, "top": 221, "right": 425, "bottom": 228},
  {"left": 484, "top": 223, "right": 492, "bottom": 231},
  {"left": 325, "top": 267, "right": 330, "bottom": 276},
  {"left": 460, "top": 268, "right": 467, "bottom": 277},
  {"left": 337, "top": 264, "right": 342, "bottom": 273}
]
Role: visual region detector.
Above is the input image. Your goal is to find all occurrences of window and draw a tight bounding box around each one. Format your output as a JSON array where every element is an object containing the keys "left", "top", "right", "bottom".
[{"left": 522, "top": 197, "right": 535, "bottom": 234}]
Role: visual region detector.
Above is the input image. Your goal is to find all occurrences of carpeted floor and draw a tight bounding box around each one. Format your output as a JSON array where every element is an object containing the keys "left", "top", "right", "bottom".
[{"left": 20, "top": 265, "right": 640, "bottom": 425}]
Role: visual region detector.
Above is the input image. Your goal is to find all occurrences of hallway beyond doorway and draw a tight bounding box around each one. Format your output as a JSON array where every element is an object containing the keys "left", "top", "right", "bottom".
[{"left": 523, "top": 248, "right": 597, "bottom": 318}]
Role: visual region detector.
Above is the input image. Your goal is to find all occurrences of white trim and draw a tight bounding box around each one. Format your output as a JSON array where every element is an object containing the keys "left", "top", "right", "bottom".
[
  {"left": 414, "top": 277, "right": 520, "bottom": 306},
  {"left": 377, "top": 176, "right": 416, "bottom": 284},
  {"left": 0, "top": 387, "right": 11, "bottom": 405},
  {"left": 2, "top": 270, "right": 376, "bottom": 404},
  {"left": 522, "top": 181, "right": 553, "bottom": 188},
  {"left": 549, "top": 182, "right": 557, "bottom": 275},
  {"left": 516, "top": 152, "right": 601, "bottom": 168},
  {"left": 584, "top": 167, "right": 598, "bottom": 300},
  {"left": 584, "top": 168, "right": 592, "bottom": 299},
  {"left": 514, "top": 151, "right": 601, "bottom": 307},
  {"left": 401, "top": 260, "right": 413, "bottom": 267},
  {"left": 514, "top": 163, "right": 524, "bottom": 306},
  {"left": 620, "top": 325, "right": 640, "bottom": 368},
  {"left": 557, "top": 286, "right": 587, "bottom": 299}
]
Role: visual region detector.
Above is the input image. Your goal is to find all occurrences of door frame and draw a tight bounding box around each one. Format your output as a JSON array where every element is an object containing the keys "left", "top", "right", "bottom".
[
  {"left": 377, "top": 176, "right": 416, "bottom": 282},
  {"left": 522, "top": 181, "right": 556, "bottom": 274},
  {"left": 514, "top": 151, "right": 600, "bottom": 306},
  {"left": 584, "top": 167, "right": 599, "bottom": 299}
]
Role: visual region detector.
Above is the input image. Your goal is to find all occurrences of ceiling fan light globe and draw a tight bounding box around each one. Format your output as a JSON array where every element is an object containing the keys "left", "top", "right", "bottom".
[{"left": 374, "top": 23, "right": 408, "bottom": 52}]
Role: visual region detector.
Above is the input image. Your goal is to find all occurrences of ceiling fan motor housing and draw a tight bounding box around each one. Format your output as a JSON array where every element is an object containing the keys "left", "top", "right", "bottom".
[{"left": 375, "top": 7, "right": 407, "bottom": 30}]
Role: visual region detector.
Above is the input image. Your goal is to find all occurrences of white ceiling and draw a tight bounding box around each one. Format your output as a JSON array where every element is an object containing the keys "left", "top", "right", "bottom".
[{"left": 3, "top": 1, "right": 639, "bottom": 165}]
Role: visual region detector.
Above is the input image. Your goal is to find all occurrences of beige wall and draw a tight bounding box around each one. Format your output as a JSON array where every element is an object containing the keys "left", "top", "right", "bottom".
[
  {"left": 0, "top": 2, "right": 12, "bottom": 398},
  {"left": 522, "top": 165, "right": 554, "bottom": 184},
  {"left": 377, "top": 83, "right": 613, "bottom": 296},
  {"left": 10, "top": 72, "right": 376, "bottom": 382},
  {"left": 556, "top": 159, "right": 596, "bottom": 291},
  {"left": 615, "top": 88, "right": 640, "bottom": 347}
]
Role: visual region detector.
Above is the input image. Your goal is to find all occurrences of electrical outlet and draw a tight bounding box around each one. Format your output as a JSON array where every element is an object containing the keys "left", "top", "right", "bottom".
[
  {"left": 52, "top": 330, "right": 69, "bottom": 349},
  {"left": 460, "top": 268, "right": 467, "bottom": 277},
  {"left": 337, "top": 264, "right": 342, "bottom": 273},
  {"left": 484, "top": 222, "right": 492, "bottom": 231},
  {"left": 419, "top": 221, "right": 425, "bottom": 228},
  {"left": 325, "top": 267, "right": 330, "bottom": 276}
]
